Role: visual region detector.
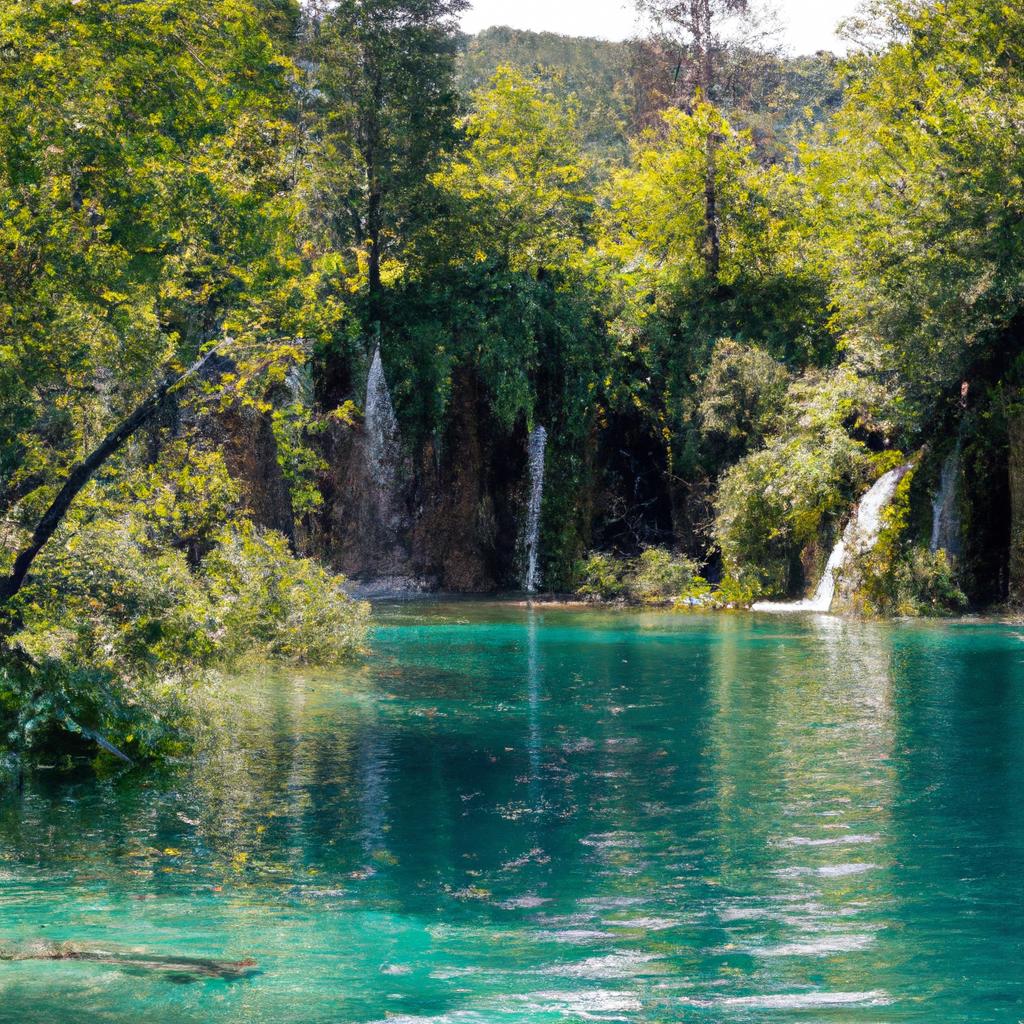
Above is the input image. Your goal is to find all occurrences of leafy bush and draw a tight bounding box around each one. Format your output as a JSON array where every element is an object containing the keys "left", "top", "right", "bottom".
[
  {"left": 825, "top": 464, "right": 967, "bottom": 616},
  {"left": 126, "top": 442, "right": 241, "bottom": 565},
  {"left": 1, "top": 515, "right": 370, "bottom": 769},
  {"left": 713, "top": 364, "right": 907, "bottom": 599},
  {"left": 698, "top": 339, "right": 790, "bottom": 461},
  {"left": 846, "top": 547, "right": 967, "bottom": 617},
  {"left": 5, "top": 519, "right": 218, "bottom": 764},
  {"left": 575, "top": 547, "right": 708, "bottom": 605},
  {"left": 629, "top": 548, "right": 704, "bottom": 604},
  {"left": 203, "top": 526, "right": 370, "bottom": 666},
  {"left": 715, "top": 429, "right": 882, "bottom": 597},
  {"left": 575, "top": 552, "right": 628, "bottom": 600}
]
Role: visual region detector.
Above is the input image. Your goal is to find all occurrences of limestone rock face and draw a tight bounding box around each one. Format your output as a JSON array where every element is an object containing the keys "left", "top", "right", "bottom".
[
  {"left": 1009, "top": 408, "right": 1024, "bottom": 604},
  {"left": 314, "top": 367, "right": 525, "bottom": 594},
  {"left": 214, "top": 404, "right": 296, "bottom": 543}
]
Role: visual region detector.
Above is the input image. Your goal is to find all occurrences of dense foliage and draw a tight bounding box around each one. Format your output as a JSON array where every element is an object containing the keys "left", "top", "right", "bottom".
[{"left": 4, "top": 0, "right": 1024, "bottom": 771}]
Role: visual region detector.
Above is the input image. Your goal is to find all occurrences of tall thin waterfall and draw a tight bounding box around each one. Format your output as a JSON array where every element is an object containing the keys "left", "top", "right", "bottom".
[
  {"left": 930, "top": 442, "right": 962, "bottom": 557},
  {"left": 364, "top": 347, "right": 401, "bottom": 525},
  {"left": 523, "top": 425, "right": 548, "bottom": 594},
  {"left": 753, "top": 461, "right": 914, "bottom": 613}
]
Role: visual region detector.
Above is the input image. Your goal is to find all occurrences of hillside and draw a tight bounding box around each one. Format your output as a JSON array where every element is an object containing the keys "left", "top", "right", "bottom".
[{"left": 458, "top": 26, "right": 844, "bottom": 163}]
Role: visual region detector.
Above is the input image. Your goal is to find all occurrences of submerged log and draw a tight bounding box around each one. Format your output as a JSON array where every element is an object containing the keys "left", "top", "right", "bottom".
[{"left": 0, "top": 942, "right": 258, "bottom": 979}]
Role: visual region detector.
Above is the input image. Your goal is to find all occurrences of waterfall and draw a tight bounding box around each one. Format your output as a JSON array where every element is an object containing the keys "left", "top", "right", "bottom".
[
  {"left": 930, "top": 442, "right": 962, "bottom": 557},
  {"left": 364, "top": 346, "right": 402, "bottom": 526},
  {"left": 523, "top": 425, "right": 548, "bottom": 594},
  {"left": 753, "top": 461, "right": 914, "bottom": 614}
]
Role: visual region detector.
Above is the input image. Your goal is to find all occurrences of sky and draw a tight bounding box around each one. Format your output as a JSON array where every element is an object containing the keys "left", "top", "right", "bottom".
[{"left": 460, "top": 0, "right": 863, "bottom": 55}]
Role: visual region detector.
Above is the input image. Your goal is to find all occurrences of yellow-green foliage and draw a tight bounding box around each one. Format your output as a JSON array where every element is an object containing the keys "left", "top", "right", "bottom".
[
  {"left": 843, "top": 468, "right": 967, "bottom": 616},
  {"left": 203, "top": 526, "right": 371, "bottom": 666},
  {"left": 714, "top": 365, "right": 908, "bottom": 598},
  {"left": 433, "top": 66, "right": 593, "bottom": 273},
  {"left": 575, "top": 548, "right": 708, "bottom": 605},
  {"left": 3, "top": 510, "right": 370, "bottom": 765},
  {"left": 600, "top": 103, "right": 807, "bottom": 300}
]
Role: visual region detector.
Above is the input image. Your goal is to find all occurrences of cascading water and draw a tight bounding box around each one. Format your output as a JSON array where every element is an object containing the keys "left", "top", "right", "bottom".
[
  {"left": 753, "top": 461, "right": 915, "bottom": 613},
  {"left": 523, "top": 425, "right": 548, "bottom": 594},
  {"left": 930, "top": 442, "right": 962, "bottom": 557},
  {"left": 364, "top": 346, "right": 402, "bottom": 528}
]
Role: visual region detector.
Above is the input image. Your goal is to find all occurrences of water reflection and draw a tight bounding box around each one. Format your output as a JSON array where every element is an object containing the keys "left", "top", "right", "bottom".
[
  {"left": 0, "top": 607, "right": 1023, "bottom": 1022},
  {"left": 696, "top": 615, "right": 898, "bottom": 1015}
]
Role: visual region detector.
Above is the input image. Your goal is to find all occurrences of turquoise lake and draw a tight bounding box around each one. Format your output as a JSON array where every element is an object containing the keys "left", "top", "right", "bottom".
[{"left": 2, "top": 603, "right": 1024, "bottom": 1022}]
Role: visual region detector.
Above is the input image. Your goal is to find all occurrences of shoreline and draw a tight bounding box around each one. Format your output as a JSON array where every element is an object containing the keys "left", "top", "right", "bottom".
[{"left": 365, "top": 590, "right": 1024, "bottom": 623}]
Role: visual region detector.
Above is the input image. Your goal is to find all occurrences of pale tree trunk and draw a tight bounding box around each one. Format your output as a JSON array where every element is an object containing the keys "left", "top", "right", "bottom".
[{"left": 694, "top": 0, "right": 721, "bottom": 282}]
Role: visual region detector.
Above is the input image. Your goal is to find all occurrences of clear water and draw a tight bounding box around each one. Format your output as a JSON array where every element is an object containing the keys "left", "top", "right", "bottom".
[{"left": 2, "top": 603, "right": 1024, "bottom": 1023}]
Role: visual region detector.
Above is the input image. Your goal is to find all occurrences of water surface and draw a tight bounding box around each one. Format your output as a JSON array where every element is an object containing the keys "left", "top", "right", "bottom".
[{"left": 2, "top": 604, "right": 1024, "bottom": 1022}]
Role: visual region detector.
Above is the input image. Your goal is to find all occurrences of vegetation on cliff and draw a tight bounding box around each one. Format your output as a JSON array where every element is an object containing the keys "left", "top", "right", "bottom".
[{"left": 3, "top": 0, "right": 1024, "bottom": 765}]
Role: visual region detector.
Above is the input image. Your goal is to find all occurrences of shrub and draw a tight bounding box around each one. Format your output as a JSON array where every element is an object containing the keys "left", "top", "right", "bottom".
[
  {"left": 575, "top": 552, "right": 628, "bottom": 600},
  {"left": 203, "top": 526, "right": 370, "bottom": 665},
  {"left": 5, "top": 519, "right": 217, "bottom": 763},
  {"left": 1, "top": 515, "right": 370, "bottom": 770},
  {"left": 713, "top": 363, "right": 909, "bottom": 599},
  {"left": 629, "top": 548, "right": 703, "bottom": 604},
  {"left": 698, "top": 339, "right": 790, "bottom": 462},
  {"left": 575, "top": 547, "right": 708, "bottom": 605},
  {"left": 847, "top": 547, "right": 968, "bottom": 617},
  {"left": 836, "top": 467, "right": 967, "bottom": 616},
  {"left": 715, "top": 429, "right": 881, "bottom": 597}
]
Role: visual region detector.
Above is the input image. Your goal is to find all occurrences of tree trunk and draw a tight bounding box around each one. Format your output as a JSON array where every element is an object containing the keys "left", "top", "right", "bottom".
[
  {"left": 367, "top": 183, "right": 382, "bottom": 301},
  {"left": 695, "top": 0, "right": 720, "bottom": 282},
  {"left": 1009, "top": 405, "right": 1024, "bottom": 604},
  {"left": 0, "top": 346, "right": 224, "bottom": 610},
  {"left": 703, "top": 132, "right": 721, "bottom": 282}
]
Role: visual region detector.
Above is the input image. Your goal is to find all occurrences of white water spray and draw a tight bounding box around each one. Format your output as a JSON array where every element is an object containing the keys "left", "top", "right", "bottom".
[
  {"left": 930, "top": 442, "right": 962, "bottom": 557},
  {"left": 523, "top": 425, "right": 548, "bottom": 594},
  {"left": 753, "top": 462, "right": 914, "bottom": 614},
  {"left": 364, "top": 347, "right": 402, "bottom": 527}
]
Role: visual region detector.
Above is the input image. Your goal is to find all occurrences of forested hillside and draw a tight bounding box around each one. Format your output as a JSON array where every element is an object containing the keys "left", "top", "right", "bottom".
[
  {"left": 457, "top": 26, "right": 843, "bottom": 163},
  {"left": 2, "top": 0, "right": 1024, "bottom": 765}
]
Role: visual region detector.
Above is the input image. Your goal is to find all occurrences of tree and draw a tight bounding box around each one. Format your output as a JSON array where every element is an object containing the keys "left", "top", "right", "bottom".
[
  {"left": 603, "top": 104, "right": 788, "bottom": 292},
  {"left": 597, "top": 102, "right": 831, "bottom": 554},
  {"left": 811, "top": 0, "right": 1024, "bottom": 411},
  {"left": 301, "top": 0, "right": 467, "bottom": 323},
  {"left": 433, "top": 67, "right": 593, "bottom": 274},
  {"left": 809, "top": 0, "right": 1024, "bottom": 598},
  {"left": 634, "top": 0, "right": 762, "bottom": 280},
  {"left": 0, "top": 0, "right": 308, "bottom": 612}
]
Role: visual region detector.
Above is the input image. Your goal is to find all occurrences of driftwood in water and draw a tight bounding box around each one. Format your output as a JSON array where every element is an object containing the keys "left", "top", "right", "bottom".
[{"left": 0, "top": 942, "right": 257, "bottom": 979}]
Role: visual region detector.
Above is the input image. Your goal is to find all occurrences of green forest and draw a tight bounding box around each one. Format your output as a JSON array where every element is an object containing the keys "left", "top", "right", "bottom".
[{"left": 2, "top": 0, "right": 1024, "bottom": 770}]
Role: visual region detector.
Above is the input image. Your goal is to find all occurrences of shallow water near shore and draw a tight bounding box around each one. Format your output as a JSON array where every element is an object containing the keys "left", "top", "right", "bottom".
[{"left": 2, "top": 603, "right": 1023, "bottom": 1022}]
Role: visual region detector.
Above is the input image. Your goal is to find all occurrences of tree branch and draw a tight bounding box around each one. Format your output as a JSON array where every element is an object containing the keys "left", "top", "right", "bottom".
[{"left": 0, "top": 342, "right": 229, "bottom": 608}]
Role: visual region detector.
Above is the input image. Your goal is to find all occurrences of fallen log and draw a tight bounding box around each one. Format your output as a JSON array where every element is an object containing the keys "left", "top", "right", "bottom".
[{"left": 0, "top": 942, "right": 258, "bottom": 979}]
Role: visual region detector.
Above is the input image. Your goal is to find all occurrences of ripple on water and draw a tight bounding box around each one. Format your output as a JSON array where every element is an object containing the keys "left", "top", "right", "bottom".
[
  {"left": 778, "top": 833, "right": 881, "bottom": 847},
  {"left": 534, "top": 928, "right": 614, "bottom": 943},
  {"left": 747, "top": 932, "right": 877, "bottom": 957},
  {"left": 680, "top": 990, "right": 892, "bottom": 1009},
  {"left": 497, "top": 895, "right": 551, "bottom": 910},
  {"left": 536, "top": 952, "right": 665, "bottom": 979},
  {"left": 773, "top": 862, "right": 878, "bottom": 878},
  {"left": 513, "top": 989, "right": 642, "bottom": 1020}
]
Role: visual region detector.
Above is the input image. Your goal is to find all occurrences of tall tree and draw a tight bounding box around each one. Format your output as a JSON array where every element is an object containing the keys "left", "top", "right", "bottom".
[
  {"left": 433, "top": 67, "right": 592, "bottom": 274},
  {"left": 0, "top": 0, "right": 308, "bottom": 610},
  {"left": 635, "top": 0, "right": 762, "bottom": 280},
  {"left": 302, "top": 0, "right": 467, "bottom": 326},
  {"left": 809, "top": 0, "right": 1024, "bottom": 599}
]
